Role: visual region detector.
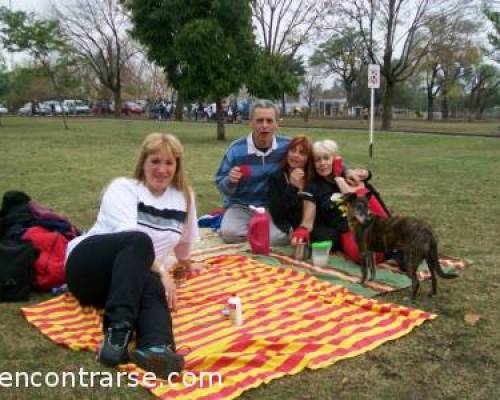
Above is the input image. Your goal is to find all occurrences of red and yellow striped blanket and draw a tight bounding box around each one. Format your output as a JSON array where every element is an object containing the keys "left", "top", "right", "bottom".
[{"left": 22, "top": 255, "right": 435, "bottom": 399}]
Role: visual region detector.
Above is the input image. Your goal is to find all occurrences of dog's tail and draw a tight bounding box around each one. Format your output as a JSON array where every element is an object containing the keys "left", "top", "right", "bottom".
[{"left": 428, "top": 236, "right": 459, "bottom": 279}]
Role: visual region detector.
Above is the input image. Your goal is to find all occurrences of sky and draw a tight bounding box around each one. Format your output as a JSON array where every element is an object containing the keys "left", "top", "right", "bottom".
[
  {"left": 0, "top": 0, "right": 52, "bottom": 15},
  {"left": 1, "top": 0, "right": 60, "bottom": 67}
]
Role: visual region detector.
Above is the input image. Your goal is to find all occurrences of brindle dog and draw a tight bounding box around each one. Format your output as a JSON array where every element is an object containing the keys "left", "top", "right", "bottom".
[{"left": 345, "top": 193, "right": 458, "bottom": 299}]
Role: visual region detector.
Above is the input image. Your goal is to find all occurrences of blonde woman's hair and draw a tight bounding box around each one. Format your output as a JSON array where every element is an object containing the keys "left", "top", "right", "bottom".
[
  {"left": 134, "top": 132, "right": 193, "bottom": 219},
  {"left": 313, "top": 139, "right": 338, "bottom": 158}
]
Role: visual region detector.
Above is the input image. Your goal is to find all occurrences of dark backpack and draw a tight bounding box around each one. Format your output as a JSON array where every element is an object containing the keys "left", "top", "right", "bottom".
[{"left": 0, "top": 239, "right": 38, "bottom": 302}]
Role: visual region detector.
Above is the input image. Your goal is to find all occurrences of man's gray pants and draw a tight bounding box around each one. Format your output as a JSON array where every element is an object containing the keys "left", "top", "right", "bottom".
[{"left": 219, "top": 204, "right": 289, "bottom": 245}]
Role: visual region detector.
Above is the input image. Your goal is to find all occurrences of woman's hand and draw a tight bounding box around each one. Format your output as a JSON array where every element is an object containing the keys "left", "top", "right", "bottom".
[
  {"left": 160, "top": 272, "right": 177, "bottom": 311},
  {"left": 334, "top": 176, "right": 355, "bottom": 194},
  {"left": 188, "top": 262, "right": 207, "bottom": 277},
  {"left": 289, "top": 168, "right": 305, "bottom": 190},
  {"left": 345, "top": 168, "right": 369, "bottom": 186}
]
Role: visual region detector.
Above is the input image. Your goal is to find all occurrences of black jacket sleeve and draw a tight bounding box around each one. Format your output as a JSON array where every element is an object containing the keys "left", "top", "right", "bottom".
[{"left": 268, "top": 172, "right": 303, "bottom": 233}]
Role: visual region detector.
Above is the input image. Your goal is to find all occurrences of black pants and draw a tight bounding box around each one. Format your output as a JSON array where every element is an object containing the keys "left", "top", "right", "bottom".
[{"left": 65, "top": 231, "right": 175, "bottom": 349}]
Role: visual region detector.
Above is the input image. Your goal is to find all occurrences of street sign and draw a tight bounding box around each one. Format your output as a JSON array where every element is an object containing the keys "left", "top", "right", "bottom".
[{"left": 368, "top": 64, "right": 380, "bottom": 89}]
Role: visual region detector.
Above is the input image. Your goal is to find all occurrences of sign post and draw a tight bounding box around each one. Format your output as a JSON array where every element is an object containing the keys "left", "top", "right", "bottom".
[{"left": 367, "top": 64, "right": 380, "bottom": 158}]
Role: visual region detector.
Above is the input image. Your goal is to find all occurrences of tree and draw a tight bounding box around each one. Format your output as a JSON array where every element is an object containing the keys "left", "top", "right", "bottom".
[
  {"left": 301, "top": 67, "right": 322, "bottom": 122},
  {"left": 465, "top": 63, "right": 500, "bottom": 120},
  {"left": 251, "top": 0, "right": 324, "bottom": 112},
  {"left": 340, "top": 0, "right": 463, "bottom": 129},
  {"left": 246, "top": 50, "right": 304, "bottom": 102},
  {"left": 0, "top": 6, "right": 75, "bottom": 129},
  {"left": 484, "top": 5, "right": 500, "bottom": 61},
  {"left": 310, "top": 28, "right": 367, "bottom": 109},
  {"left": 55, "top": 0, "right": 136, "bottom": 117},
  {"left": 125, "top": 0, "right": 255, "bottom": 140},
  {"left": 420, "top": 12, "right": 480, "bottom": 120},
  {"left": 0, "top": 64, "right": 9, "bottom": 126}
]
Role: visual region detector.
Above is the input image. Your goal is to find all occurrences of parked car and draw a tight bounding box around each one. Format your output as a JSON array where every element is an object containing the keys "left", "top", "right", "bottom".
[
  {"left": 134, "top": 99, "right": 148, "bottom": 112},
  {"left": 63, "top": 99, "right": 91, "bottom": 114},
  {"left": 121, "top": 101, "right": 143, "bottom": 115},
  {"left": 17, "top": 102, "right": 49, "bottom": 116},
  {"left": 0, "top": 104, "right": 8, "bottom": 114},
  {"left": 92, "top": 101, "right": 114, "bottom": 115},
  {"left": 41, "top": 101, "right": 68, "bottom": 115}
]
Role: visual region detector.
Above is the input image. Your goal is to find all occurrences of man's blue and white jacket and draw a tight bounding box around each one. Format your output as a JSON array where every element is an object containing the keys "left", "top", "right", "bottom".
[{"left": 215, "top": 133, "right": 290, "bottom": 208}]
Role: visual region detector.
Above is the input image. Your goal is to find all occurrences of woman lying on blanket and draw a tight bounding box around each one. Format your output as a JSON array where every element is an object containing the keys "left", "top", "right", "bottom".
[
  {"left": 65, "top": 132, "right": 204, "bottom": 379},
  {"left": 291, "top": 139, "right": 390, "bottom": 264}
]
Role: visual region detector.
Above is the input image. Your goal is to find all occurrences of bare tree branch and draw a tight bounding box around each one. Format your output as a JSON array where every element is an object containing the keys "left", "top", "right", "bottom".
[{"left": 55, "top": 0, "right": 137, "bottom": 115}]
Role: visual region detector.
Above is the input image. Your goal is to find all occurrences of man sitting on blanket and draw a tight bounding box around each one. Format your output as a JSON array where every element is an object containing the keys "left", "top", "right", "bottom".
[{"left": 215, "top": 99, "right": 290, "bottom": 245}]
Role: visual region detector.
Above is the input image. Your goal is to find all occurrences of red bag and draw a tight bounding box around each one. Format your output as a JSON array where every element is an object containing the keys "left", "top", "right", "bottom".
[{"left": 22, "top": 226, "right": 67, "bottom": 290}]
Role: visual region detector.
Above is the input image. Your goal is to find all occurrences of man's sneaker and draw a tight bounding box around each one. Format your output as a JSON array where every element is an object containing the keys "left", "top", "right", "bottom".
[
  {"left": 98, "top": 321, "right": 133, "bottom": 367},
  {"left": 132, "top": 344, "right": 185, "bottom": 379}
]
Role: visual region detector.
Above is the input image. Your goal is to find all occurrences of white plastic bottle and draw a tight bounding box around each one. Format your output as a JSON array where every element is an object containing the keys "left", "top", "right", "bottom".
[{"left": 227, "top": 293, "right": 243, "bottom": 326}]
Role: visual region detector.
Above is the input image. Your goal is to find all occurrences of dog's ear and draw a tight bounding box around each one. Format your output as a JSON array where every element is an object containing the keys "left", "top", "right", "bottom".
[{"left": 343, "top": 192, "right": 357, "bottom": 203}]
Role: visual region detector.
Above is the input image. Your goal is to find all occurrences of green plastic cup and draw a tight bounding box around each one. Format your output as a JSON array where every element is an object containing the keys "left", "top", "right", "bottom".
[{"left": 311, "top": 241, "right": 332, "bottom": 266}]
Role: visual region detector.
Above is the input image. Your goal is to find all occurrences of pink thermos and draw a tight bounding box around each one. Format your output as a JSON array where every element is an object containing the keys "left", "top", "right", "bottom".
[{"left": 248, "top": 206, "right": 270, "bottom": 255}]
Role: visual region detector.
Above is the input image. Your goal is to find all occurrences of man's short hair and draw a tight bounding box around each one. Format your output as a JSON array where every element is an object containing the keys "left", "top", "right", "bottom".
[{"left": 249, "top": 99, "right": 280, "bottom": 121}]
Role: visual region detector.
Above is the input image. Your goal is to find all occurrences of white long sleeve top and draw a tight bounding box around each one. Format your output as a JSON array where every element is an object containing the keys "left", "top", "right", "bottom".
[{"left": 66, "top": 177, "right": 199, "bottom": 265}]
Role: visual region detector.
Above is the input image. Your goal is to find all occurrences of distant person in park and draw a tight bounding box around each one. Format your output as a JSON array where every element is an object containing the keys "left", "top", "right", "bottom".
[
  {"left": 268, "top": 135, "right": 315, "bottom": 237},
  {"left": 215, "top": 99, "right": 290, "bottom": 244},
  {"left": 65, "top": 133, "right": 203, "bottom": 379}
]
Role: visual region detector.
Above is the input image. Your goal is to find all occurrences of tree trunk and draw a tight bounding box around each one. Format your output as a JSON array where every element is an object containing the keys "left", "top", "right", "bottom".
[
  {"left": 382, "top": 80, "right": 393, "bottom": 130},
  {"left": 475, "top": 95, "right": 483, "bottom": 120},
  {"left": 175, "top": 91, "right": 184, "bottom": 121},
  {"left": 59, "top": 100, "right": 69, "bottom": 130},
  {"left": 215, "top": 98, "right": 226, "bottom": 140},
  {"left": 113, "top": 90, "right": 121, "bottom": 118},
  {"left": 468, "top": 95, "right": 475, "bottom": 122},
  {"left": 441, "top": 96, "right": 449, "bottom": 120},
  {"left": 344, "top": 81, "right": 353, "bottom": 110},
  {"left": 281, "top": 92, "right": 286, "bottom": 117},
  {"left": 427, "top": 88, "right": 434, "bottom": 121},
  {"left": 303, "top": 108, "right": 310, "bottom": 123},
  {"left": 441, "top": 85, "right": 449, "bottom": 120},
  {"left": 46, "top": 67, "right": 69, "bottom": 130}
]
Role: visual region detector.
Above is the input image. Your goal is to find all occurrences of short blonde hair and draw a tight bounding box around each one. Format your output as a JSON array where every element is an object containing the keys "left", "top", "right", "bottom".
[
  {"left": 313, "top": 139, "right": 338, "bottom": 158},
  {"left": 134, "top": 132, "right": 192, "bottom": 218}
]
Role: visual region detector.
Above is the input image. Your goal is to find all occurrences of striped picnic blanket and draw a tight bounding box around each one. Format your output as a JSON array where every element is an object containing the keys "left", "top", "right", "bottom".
[
  {"left": 192, "top": 229, "right": 469, "bottom": 298},
  {"left": 22, "top": 254, "right": 435, "bottom": 400}
]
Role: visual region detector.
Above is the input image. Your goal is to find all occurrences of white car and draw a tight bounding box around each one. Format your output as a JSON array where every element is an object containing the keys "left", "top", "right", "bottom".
[
  {"left": 63, "top": 99, "right": 91, "bottom": 114},
  {"left": 42, "top": 101, "right": 69, "bottom": 114},
  {"left": 0, "top": 104, "right": 8, "bottom": 114},
  {"left": 18, "top": 102, "right": 49, "bottom": 116}
]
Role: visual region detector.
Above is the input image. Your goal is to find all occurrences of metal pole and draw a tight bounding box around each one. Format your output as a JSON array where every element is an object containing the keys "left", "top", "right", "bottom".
[{"left": 369, "top": 88, "right": 375, "bottom": 158}]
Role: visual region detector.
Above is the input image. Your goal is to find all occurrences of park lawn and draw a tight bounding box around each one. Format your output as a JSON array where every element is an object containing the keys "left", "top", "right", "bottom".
[
  {"left": 280, "top": 116, "right": 500, "bottom": 136},
  {"left": 0, "top": 116, "right": 499, "bottom": 399}
]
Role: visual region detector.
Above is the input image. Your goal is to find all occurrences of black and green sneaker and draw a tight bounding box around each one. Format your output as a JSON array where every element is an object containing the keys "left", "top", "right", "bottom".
[
  {"left": 97, "top": 321, "right": 133, "bottom": 366},
  {"left": 132, "top": 344, "right": 185, "bottom": 379}
]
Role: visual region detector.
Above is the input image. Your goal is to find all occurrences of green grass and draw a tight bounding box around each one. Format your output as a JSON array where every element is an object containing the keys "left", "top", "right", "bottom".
[
  {"left": 280, "top": 116, "right": 500, "bottom": 136},
  {"left": 1, "top": 117, "right": 500, "bottom": 399}
]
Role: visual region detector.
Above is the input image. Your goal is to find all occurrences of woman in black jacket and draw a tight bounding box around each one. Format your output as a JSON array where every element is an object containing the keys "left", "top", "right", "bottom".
[{"left": 269, "top": 135, "right": 314, "bottom": 239}]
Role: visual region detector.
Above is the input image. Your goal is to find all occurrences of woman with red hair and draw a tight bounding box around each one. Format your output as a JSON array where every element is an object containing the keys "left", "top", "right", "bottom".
[{"left": 268, "top": 135, "right": 315, "bottom": 239}]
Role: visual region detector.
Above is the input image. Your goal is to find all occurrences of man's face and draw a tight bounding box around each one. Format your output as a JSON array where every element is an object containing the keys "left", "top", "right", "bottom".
[{"left": 250, "top": 107, "right": 278, "bottom": 149}]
